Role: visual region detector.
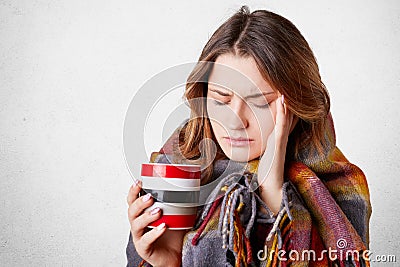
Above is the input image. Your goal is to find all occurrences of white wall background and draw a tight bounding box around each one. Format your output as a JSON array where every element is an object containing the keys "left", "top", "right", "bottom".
[{"left": 1, "top": 0, "right": 399, "bottom": 266}]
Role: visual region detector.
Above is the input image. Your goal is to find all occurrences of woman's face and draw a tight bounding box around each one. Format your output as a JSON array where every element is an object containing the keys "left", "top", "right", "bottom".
[{"left": 206, "top": 53, "right": 279, "bottom": 162}]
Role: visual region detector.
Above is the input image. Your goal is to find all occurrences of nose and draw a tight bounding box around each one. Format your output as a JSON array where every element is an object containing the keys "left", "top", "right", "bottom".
[{"left": 226, "top": 96, "right": 249, "bottom": 130}]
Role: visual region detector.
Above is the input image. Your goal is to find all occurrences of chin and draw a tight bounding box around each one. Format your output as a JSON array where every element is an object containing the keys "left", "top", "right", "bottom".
[
  {"left": 222, "top": 149, "right": 258, "bottom": 162},
  {"left": 227, "top": 155, "right": 248, "bottom": 162}
]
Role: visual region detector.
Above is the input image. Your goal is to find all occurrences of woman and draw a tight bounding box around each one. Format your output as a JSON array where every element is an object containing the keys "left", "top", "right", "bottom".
[{"left": 126, "top": 6, "right": 371, "bottom": 267}]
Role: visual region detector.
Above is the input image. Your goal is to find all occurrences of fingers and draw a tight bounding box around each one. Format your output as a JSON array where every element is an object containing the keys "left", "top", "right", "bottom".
[
  {"left": 131, "top": 205, "right": 163, "bottom": 240},
  {"left": 275, "top": 94, "right": 293, "bottom": 140},
  {"left": 127, "top": 180, "right": 142, "bottom": 206},
  {"left": 274, "top": 95, "right": 286, "bottom": 138},
  {"left": 280, "top": 95, "right": 295, "bottom": 134},
  {"left": 276, "top": 95, "right": 287, "bottom": 124},
  {"left": 140, "top": 222, "right": 167, "bottom": 248},
  {"left": 128, "top": 193, "right": 155, "bottom": 222},
  {"left": 281, "top": 94, "right": 287, "bottom": 115}
]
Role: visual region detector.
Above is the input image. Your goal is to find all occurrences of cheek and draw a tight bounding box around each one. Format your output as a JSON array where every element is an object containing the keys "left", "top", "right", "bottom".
[
  {"left": 210, "top": 120, "right": 223, "bottom": 137},
  {"left": 208, "top": 116, "right": 226, "bottom": 142},
  {"left": 251, "top": 102, "right": 277, "bottom": 145},
  {"left": 206, "top": 99, "right": 231, "bottom": 123},
  {"left": 206, "top": 101, "right": 220, "bottom": 135}
]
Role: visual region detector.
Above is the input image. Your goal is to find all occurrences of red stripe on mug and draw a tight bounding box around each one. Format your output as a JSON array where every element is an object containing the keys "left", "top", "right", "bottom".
[
  {"left": 141, "top": 163, "right": 201, "bottom": 179},
  {"left": 148, "top": 214, "right": 197, "bottom": 229}
]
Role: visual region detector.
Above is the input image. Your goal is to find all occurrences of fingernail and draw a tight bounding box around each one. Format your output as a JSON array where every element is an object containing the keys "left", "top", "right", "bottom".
[
  {"left": 157, "top": 222, "right": 166, "bottom": 230},
  {"left": 150, "top": 207, "right": 160, "bottom": 215},
  {"left": 133, "top": 179, "right": 139, "bottom": 186},
  {"left": 281, "top": 95, "right": 285, "bottom": 105},
  {"left": 142, "top": 193, "right": 151, "bottom": 202}
]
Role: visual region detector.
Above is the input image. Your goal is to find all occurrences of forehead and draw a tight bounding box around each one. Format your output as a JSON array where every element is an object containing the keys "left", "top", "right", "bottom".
[{"left": 208, "top": 54, "right": 275, "bottom": 95}]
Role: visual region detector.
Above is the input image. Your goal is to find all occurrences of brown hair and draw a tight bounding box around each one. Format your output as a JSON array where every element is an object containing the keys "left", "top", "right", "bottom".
[{"left": 175, "top": 6, "right": 330, "bottom": 184}]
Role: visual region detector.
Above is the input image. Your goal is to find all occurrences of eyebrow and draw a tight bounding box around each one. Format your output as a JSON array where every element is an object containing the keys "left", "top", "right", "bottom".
[{"left": 208, "top": 87, "right": 275, "bottom": 99}]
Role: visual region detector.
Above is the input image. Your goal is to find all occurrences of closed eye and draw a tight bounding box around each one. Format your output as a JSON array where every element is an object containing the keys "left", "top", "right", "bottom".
[
  {"left": 212, "top": 99, "right": 228, "bottom": 106},
  {"left": 253, "top": 103, "right": 270, "bottom": 109},
  {"left": 211, "top": 99, "right": 270, "bottom": 109}
]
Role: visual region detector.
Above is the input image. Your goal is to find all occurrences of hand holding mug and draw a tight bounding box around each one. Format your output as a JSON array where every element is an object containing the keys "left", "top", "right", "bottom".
[{"left": 127, "top": 180, "right": 185, "bottom": 267}]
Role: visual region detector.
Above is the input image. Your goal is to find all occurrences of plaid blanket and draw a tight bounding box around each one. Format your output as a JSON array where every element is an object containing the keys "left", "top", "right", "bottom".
[{"left": 126, "top": 112, "right": 372, "bottom": 267}]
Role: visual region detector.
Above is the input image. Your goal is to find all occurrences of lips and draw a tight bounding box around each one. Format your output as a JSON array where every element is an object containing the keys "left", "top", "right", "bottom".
[{"left": 223, "top": 137, "right": 253, "bottom": 147}]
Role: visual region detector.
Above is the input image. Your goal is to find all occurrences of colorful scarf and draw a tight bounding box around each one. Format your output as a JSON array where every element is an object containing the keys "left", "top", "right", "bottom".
[{"left": 128, "top": 112, "right": 372, "bottom": 267}]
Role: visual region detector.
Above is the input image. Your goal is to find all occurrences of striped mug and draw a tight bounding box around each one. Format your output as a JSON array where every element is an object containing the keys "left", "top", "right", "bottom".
[{"left": 141, "top": 163, "right": 201, "bottom": 230}]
